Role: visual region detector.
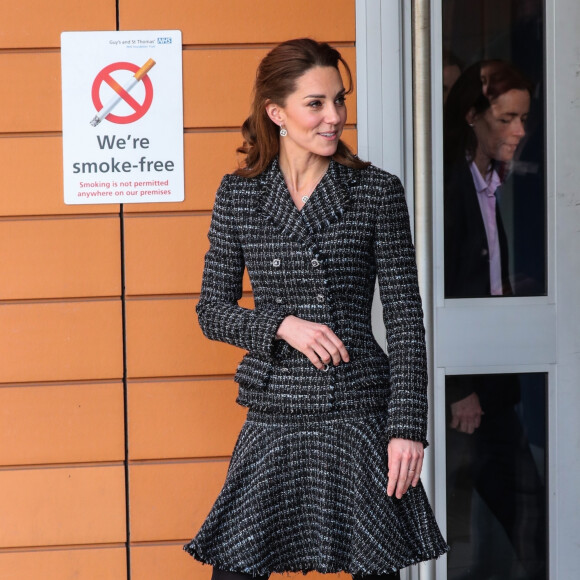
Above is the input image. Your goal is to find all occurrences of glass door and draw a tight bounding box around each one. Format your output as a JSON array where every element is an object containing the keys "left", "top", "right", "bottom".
[
  {"left": 355, "top": 0, "right": 567, "bottom": 578},
  {"left": 433, "top": 1, "right": 551, "bottom": 579}
]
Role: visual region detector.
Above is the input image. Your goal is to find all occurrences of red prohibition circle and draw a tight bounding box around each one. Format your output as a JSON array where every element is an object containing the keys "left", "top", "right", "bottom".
[{"left": 91, "top": 61, "right": 154, "bottom": 125}]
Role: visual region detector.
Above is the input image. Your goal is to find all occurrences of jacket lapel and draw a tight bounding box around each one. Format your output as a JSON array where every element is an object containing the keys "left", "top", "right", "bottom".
[
  {"left": 301, "top": 160, "right": 351, "bottom": 234},
  {"left": 257, "top": 158, "right": 310, "bottom": 243},
  {"left": 257, "top": 158, "right": 352, "bottom": 243}
]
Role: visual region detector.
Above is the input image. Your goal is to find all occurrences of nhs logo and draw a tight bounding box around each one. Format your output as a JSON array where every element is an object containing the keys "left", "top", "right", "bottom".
[{"left": 157, "top": 37, "right": 172, "bottom": 44}]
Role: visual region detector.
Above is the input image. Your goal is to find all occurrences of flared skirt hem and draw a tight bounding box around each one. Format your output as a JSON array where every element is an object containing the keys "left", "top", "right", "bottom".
[
  {"left": 183, "top": 541, "right": 449, "bottom": 577},
  {"left": 183, "top": 409, "right": 449, "bottom": 575}
]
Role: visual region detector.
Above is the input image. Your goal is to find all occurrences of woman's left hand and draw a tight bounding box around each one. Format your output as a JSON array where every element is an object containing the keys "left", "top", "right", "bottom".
[{"left": 386, "top": 438, "right": 424, "bottom": 499}]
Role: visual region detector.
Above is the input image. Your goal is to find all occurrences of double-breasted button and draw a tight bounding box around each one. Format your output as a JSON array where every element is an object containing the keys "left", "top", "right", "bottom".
[
  {"left": 275, "top": 297, "right": 283, "bottom": 304},
  {"left": 348, "top": 178, "right": 359, "bottom": 186},
  {"left": 311, "top": 259, "right": 320, "bottom": 268},
  {"left": 272, "top": 258, "right": 281, "bottom": 267},
  {"left": 316, "top": 294, "right": 325, "bottom": 303}
]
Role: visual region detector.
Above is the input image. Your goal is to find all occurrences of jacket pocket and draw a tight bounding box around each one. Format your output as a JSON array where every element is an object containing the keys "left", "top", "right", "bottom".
[{"left": 234, "top": 353, "right": 272, "bottom": 391}]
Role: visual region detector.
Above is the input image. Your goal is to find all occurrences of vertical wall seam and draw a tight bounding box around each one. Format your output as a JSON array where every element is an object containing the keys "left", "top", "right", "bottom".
[
  {"left": 115, "top": 4, "right": 130, "bottom": 579},
  {"left": 120, "top": 204, "right": 131, "bottom": 580}
]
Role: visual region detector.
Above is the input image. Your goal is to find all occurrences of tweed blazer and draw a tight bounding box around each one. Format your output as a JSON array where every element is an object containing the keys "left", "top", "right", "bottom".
[{"left": 196, "top": 158, "right": 429, "bottom": 445}]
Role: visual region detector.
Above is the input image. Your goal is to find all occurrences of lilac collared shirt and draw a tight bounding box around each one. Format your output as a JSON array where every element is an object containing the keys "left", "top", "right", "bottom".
[{"left": 469, "top": 160, "right": 503, "bottom": 295}]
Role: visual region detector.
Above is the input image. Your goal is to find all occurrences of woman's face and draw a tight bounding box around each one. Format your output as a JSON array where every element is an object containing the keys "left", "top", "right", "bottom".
[
  {"left": 469, "top": 88, "right": 531, "bottom": 165},
  {"left": 270, "top": 66, "right": 347, "bottom": 159}
]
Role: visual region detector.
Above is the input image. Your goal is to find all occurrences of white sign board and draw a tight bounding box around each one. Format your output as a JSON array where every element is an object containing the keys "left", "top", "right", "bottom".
[{"left": 61, "top": 30, "right": 184, "bottom": 204}]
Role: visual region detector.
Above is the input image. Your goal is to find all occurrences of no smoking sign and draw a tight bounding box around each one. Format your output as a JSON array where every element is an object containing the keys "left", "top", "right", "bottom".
[
  {"left": 61, "top": 30, "right": 183, "bottom": 205},
  {"left": 91, "top": 60, "right": 155, "bottom": 126}
]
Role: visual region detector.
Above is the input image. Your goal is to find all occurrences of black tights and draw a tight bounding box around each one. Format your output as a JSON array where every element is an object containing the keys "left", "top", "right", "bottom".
[{"left": 211, "top": 568, "right": 401, "bottom": 580}]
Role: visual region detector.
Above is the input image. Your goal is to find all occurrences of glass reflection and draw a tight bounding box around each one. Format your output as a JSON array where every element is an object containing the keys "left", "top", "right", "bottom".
[
  {"left": 444, "top": 60, "right": 533, "bottom": 298},
  {"left": 443, "top": 0, "right": 546, "bottom": 298},
  {"left": 446, "top": 373, "right": 547, "bottom": 579}
]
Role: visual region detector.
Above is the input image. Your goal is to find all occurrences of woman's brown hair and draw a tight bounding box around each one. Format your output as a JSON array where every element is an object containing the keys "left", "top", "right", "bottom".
[
  {"left": 444, "top": 59, "right": 534, "bottom": 169},
  {"left": 234, "top": 38, "right": 370, "bottom": 177}
]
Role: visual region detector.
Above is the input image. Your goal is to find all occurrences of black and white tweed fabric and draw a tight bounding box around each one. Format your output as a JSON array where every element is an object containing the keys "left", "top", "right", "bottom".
[{"left": 183, "top": 158, "right": 448, "bottom": 574}]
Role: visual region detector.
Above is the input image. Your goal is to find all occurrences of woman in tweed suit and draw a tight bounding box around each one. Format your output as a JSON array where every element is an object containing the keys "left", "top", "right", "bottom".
[{"left": 184, "top": 39, "right": 447, "bottom": 580}]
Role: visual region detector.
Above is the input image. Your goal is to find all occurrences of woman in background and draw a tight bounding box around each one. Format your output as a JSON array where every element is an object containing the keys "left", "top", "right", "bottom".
[
  {"left": 443, "top": 61, "right": 545, "bottom": 580},
  {"left": 443, "top": 59, "right": 532, "bottom": 299}
]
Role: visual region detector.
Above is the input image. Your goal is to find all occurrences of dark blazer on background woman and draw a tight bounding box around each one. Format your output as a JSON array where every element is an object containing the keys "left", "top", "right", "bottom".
[
  {"left": 444, "top": 158, "right": 512, "bottom": 299},
  {"left": 443, "top": 158, "right": 518, "bottom": 408}
]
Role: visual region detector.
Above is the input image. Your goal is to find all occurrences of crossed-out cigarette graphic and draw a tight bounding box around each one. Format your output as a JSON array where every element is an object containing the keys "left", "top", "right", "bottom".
[{"left": 90, "top": 58, "right": 156, "bottom": 127}]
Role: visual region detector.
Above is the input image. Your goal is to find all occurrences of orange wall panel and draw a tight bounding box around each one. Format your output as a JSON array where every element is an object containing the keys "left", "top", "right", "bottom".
[
  {"left": 0, "top": 217, "right": 121, "bottom": 300},
  {"left": 183, "top": 48, "right": 356, "bottom": 129},
  {"left": 124, "top": 215, "right": 210, "bottom": 296},
  {"left": 129, "top": 460, "right": 229, "bottom": 542},
  {"left": 340, "top": 127, "right": 358, "bottom": 152},
  {"left": 0, "top": 52, "right": 61, "bottom": 134},
  {"left": 125, "top": 298, "right": 250, "bottom": 378},
  {"left": 0, "top": 49, "right": 357, "bottom": 134},
  {"left": 0, "top": 465, "right": 126, "bottom": 547},
  {"left": 0, "top": 300, "right": 123, "bottom": 384},
  {"left": 183, "top": 49, "right": 262, "bottom": 129},
  {"left": 131, "top": 543, "right": 210, "bottom": 580},
  {"left": 120, "top": 0, "right": 355, "bottom": 45},
  {"left": 0, "top": 128, "right": 354, "bottom": 221},
  {"left": 0, "top": 0, "right": 116, "bottom": 49},
  {"left": 128, "top": 379, "right": 245, "bottom": 460},
  {"left": 0, "top": 136, "right": 118, "bottom": 217},
  {"left": 0, "top": 383, "right": 124, "bottom": 466},
  {"left": 0, "top": 546, "right": 126, "bottom": 580},
  {"left": 125, "top": 131, "right": 240, "bottom": 213},
  {"left": 126, "top": 128, "right": 357, "bottom": 215}
]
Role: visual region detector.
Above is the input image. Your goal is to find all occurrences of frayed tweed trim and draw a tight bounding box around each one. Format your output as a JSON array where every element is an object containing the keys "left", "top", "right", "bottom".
[{"left": 183, "top": 539, "right": 449, "bottom": 577}]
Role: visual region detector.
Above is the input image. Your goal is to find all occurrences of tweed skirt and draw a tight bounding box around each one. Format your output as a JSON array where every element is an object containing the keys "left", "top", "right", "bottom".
[{"left": 183, "top": 408, "right": 448, "bottom": 575}]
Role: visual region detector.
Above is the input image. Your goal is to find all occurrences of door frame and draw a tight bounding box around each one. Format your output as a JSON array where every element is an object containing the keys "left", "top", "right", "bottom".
[{"left": 356, "top": 0, "right": 564, "bottom": 578}]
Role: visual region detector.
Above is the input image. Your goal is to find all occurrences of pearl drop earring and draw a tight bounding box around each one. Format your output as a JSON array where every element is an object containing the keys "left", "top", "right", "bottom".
[{"left": 280, "top": 125, "right": 288, "bottom": 137}]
